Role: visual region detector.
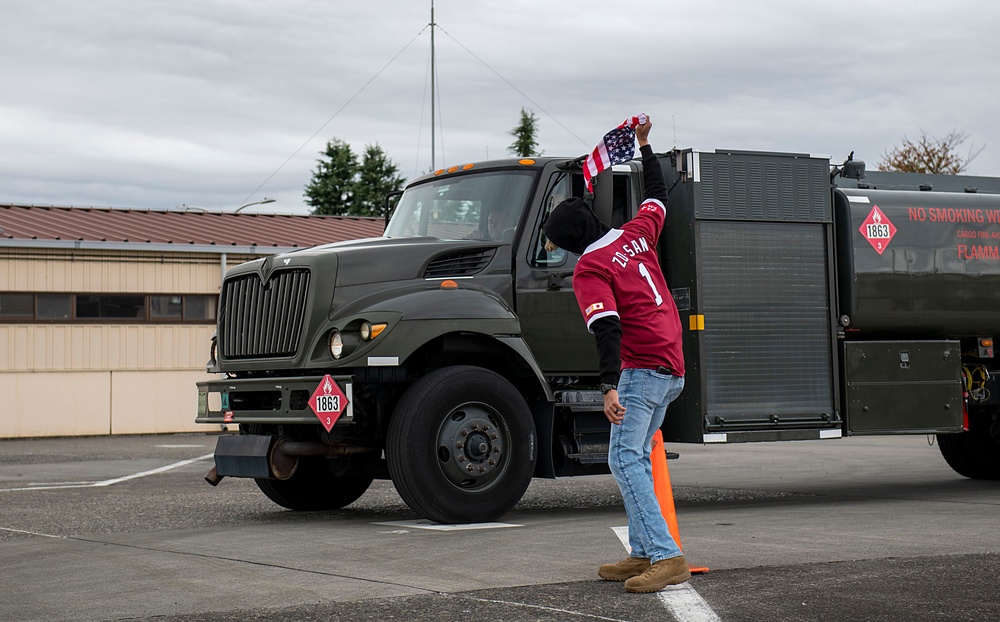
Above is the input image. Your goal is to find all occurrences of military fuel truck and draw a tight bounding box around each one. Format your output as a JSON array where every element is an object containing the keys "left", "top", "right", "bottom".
[{"left": 197, "top": 148, "right": 1000, "bottom": 523}]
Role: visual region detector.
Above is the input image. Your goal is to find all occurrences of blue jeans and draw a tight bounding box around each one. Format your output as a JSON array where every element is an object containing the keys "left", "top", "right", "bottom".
[{"left": 609, "top": 368, "right": 685, "bottom": 564}]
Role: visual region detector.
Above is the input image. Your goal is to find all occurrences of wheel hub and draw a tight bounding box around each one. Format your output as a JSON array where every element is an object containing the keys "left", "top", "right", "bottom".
[{"left": 438, "top": 407, "right": 506, "bottom": 488}]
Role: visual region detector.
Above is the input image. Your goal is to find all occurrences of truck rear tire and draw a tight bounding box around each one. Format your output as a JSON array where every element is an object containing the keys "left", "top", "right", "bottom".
[
  {"left": 937, "top": 415, "right": 1000, "bottom": 480},
  {"left": 254, "top": 458, "right": 374, "bottom": 511},
  {"left": 387, "top": 365, "right": 537, "bottom": 524}
]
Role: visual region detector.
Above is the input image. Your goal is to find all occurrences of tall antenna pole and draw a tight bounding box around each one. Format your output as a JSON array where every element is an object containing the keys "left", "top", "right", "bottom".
[{"left": 430, "top": 0, "right": 436, "bottom": 170}]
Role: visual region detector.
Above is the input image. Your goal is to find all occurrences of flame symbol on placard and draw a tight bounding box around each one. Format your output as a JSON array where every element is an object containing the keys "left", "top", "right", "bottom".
[
  {"left": 873, "top": 208, "right": 882, "bottom": 224},
  {"left": 323, "top": 377, "right": 334, "bottom": 395}
]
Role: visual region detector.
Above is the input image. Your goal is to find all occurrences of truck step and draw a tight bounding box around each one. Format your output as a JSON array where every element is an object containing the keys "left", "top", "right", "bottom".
[{"left": 566, "top": 451, "right": 679, "bottom": 464}]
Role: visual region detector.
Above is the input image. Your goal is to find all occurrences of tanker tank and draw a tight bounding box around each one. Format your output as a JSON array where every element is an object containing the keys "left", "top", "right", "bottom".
[{"left": 834, "top": 187, "right": 1000, "bottom": 338}]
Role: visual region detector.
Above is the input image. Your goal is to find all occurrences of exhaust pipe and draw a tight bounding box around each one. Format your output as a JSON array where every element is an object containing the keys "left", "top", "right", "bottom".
[{"left": 204, "top": 466, "right": 225, "bottom": 486}]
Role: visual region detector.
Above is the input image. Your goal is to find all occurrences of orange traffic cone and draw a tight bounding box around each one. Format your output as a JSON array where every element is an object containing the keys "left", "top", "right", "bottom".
[{"left": 651, "top": 429, "right": 709, "bottom": 574}]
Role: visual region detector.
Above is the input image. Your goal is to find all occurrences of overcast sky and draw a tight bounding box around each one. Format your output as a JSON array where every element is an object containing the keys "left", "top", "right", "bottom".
[{"left": 3, "top": 1, "right": 999, "bottom": 214}]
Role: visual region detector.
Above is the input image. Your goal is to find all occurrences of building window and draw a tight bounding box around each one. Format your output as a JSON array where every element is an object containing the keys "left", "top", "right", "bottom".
[
  {"left": 37, "top": 294, "right": 72, "bottom": 320},
  {"left": 184, "top": 295, "right": 217, "bottom": 321},
  {"left": 0, "top": 293, "right": 217, "bottom": 323},
  {"left": 150, "top": 295, "right": 183, "bottom": 319},
  {"left": 0, "top": 293, "right": 34, "bottom": 318},
  {"left": 76, "top": 295, "right": 146, "bottom": 319}
]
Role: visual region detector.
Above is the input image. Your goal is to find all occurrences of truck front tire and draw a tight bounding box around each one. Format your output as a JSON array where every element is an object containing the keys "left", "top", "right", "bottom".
[
  {"left": 387, "top": 365, "right": 537, "bottom": 524},
  {"left": 254, "top": 457, "right": 374, "bottom": 511}
]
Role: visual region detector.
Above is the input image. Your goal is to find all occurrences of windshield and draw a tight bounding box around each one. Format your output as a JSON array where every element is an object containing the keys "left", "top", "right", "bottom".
[{"left": 384, "top": 170, "right": 536, "bottom": 241}]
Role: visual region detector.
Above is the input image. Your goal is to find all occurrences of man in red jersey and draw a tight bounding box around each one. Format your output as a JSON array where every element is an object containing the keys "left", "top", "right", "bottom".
[{"left": 542, "top": 117, "right": 689, "bottom": 593}]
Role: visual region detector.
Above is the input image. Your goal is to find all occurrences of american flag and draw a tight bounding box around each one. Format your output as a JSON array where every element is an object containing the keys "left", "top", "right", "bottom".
[{"left": 583, "top": 113, "right": 648, "bottom": 192}]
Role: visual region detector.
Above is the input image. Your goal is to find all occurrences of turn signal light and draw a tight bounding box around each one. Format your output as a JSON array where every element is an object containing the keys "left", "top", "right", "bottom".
[{"left": 440, "top": 280, "right": 459, "bottom": 289}]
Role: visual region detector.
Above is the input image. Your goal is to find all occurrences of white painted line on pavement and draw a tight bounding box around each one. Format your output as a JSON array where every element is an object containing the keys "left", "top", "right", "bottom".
[
  {"left": 27, "top": 481, "right": 100, "bottom": 486},
  {"left": 612, "top": 525, "right": 630, "bottom": 549},
  {"left": 463, "top": 596, "right": 630, "bottom": 621},
  {"left": 0, "top": 454, "right": 214, "bottom": 492},
  {"left": 611, "top": 526, "right": 721, "bottom": 622},
  {"left": 373, "top": 519, "right": 522, "bottom": 531},
  {"left": 657, "top": 584, "right": 721, "bottom": 620},
  {"left": 92, "top": 453, "right": 214, "bottom": 486},
  {"left": 0, "top": 526, "right": 66, "bottom": 539}
]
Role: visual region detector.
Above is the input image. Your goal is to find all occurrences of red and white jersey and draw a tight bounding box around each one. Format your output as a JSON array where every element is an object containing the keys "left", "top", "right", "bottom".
[{"left": 572, "top": 198, "right": 685, "bottom": 376}]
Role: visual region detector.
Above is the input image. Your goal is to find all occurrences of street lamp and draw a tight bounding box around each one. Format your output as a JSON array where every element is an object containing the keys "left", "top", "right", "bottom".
[{"left": 235, "top": 198, "right": 276, "bottom": 213}]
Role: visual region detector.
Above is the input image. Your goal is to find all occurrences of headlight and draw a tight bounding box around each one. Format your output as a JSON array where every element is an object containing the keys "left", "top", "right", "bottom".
[
  {"left": 329, "top": 331, "right": 344, "bottom": 359},
  {"left": 360, "top": 322, "right": 371, "bottom": 341}
]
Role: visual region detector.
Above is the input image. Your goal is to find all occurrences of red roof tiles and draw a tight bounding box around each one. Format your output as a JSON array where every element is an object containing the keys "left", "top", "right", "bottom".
[{"left": 0, "top": 204, "right": 386, "bottom": 248}]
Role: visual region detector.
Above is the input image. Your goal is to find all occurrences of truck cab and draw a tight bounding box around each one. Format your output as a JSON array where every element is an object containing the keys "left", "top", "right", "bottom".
[{"left": 198, "top": 156, "right": 644, "bottom": 523}]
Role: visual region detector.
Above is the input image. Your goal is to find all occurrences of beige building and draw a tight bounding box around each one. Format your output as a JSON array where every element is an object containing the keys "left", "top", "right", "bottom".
[{"left": 0, "top": 205, "right": 384, "bottom": 438}]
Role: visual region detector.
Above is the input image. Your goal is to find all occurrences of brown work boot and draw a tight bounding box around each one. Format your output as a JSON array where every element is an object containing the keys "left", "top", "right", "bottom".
[
  {"left": 624, "top": 555, "right": 690, "bottom": 593},
  {"left": 598, "top": 556, "right": 650, "bottom": 581}
]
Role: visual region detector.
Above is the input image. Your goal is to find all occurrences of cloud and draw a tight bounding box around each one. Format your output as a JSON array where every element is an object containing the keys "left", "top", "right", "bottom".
[{"left": 2, "top": 0, "right": 998, "bottom": 212}]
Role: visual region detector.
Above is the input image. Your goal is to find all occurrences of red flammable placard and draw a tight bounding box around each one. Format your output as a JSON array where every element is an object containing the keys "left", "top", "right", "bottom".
[
  {"left": 308, "top": 374, "right": 349, "bottom": 432},
  {"left": 859, "top": 204, "right": 897, "bottom": 255}
]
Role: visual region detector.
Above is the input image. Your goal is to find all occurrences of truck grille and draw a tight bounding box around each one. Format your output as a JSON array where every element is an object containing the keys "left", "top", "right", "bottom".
[
  {"left": 219, "top": 269, "right": 310, "bottom": 358},
  {"left": 424, "top": 249, "right": 495, "bottom": 278}
]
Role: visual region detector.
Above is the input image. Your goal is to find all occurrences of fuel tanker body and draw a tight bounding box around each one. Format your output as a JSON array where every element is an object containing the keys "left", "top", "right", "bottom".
[{"left": 830, "top": 179, "right": 1000, "bottom": 479}]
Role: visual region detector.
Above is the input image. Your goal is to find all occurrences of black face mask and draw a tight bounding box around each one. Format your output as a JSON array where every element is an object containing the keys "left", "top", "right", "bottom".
[{"left": 542, "top": 197, "right": 610, "bottom": 255}]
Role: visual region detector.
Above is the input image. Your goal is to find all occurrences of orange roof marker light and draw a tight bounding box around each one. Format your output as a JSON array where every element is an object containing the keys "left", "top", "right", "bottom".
[
  {"left": 519, "top": 159, "right": 536, "bottom": 165},
  {"left": 447, "top": 166, "right": 459, "bottom": 173},
  {"left": 439, "top": 280, "right": 459, "bottom": 289},
  {"left": 462, "top": 163, "right": 475, "bottom": 170},
  {"left": 434, "top": 169, "right": 446, "bottom": 176}
]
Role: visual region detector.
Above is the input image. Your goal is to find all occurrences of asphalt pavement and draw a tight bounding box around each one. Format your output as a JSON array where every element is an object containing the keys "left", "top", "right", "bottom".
[{"left": 0, "top": 433, "right": 997, "bottom": 621}]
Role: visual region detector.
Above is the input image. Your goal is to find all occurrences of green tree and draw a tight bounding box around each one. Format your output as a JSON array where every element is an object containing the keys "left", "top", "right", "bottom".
[
  {"left": 878, "top": 129, "right": 984, "bottom": 174},
  {"left": 508, "top": 107, "right": 541, "bottom": 157},
  {"left": 305, "top": 139, "right": 358, "bottom": 215},
  {"left": 306, "top": 139, "right": 406, "bottom": 216},
  {"left": 351, "top": 143, "right": 405, "bottom": 217}
]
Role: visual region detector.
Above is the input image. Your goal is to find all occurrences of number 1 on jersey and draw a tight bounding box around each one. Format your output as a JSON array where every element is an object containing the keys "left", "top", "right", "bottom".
[{"left": 637, "top": 262, "right": 663, "bottom": 306}]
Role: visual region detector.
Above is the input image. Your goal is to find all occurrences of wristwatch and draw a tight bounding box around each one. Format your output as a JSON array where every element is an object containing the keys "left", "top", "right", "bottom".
[{"left": 600, "top": 383, "right": 617, "bottom": 395}]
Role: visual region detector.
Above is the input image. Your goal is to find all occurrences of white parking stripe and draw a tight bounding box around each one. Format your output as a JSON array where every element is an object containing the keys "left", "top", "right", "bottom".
[
  {"left": 0, "top": 526, "right": 65, "bottom": 539},
  {"left": 373, "top": 519, "right": 522, "bottom": 531},
  {"left": 92, "top": 454, "right": 214, "bottom": 486},
  {"left": 611, "top": 526, "right": 721, "bottom": 622},
  {"left": 463, "top": 596, "right": 629, "bottom": 621},
  {"left": 657, "top": 585, "right": 721, "bottom": 620},
  {"left": 0, "top": 454, "right": 214, "bottom": 492}
]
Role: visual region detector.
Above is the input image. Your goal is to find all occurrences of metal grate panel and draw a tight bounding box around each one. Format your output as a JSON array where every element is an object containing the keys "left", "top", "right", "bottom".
[
  {"left": 697, "top": 152, "right": 830, "bottom": 222},
  {"left": 219, "top": 268, "right": 310, "bottom": 358},
  {"left": 424, "top": 249, "right": 495, "bottom": 278},
  {"left": 700, "top": 221, "right": 834, "bottom": 420}
]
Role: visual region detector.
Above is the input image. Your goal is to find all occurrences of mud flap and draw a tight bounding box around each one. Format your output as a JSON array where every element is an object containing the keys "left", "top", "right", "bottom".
[{"left": 213, "top": 434, "right": 273, "bottom": 478}]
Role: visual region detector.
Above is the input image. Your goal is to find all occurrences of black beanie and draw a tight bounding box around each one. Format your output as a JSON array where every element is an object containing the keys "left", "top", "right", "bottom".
[{"left": 542, "top": 197, "right": 610, "bottom": 255}]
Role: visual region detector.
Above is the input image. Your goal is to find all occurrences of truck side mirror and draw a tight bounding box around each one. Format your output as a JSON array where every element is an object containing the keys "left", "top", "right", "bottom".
[{"left": 384, "top": 190, "right": 404, "bottom": 230}]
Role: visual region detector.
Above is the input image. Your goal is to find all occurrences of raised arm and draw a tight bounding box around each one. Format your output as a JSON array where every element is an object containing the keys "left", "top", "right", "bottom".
[{"left": 636, "top": 118, "right": 667, "bottom": 205}]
